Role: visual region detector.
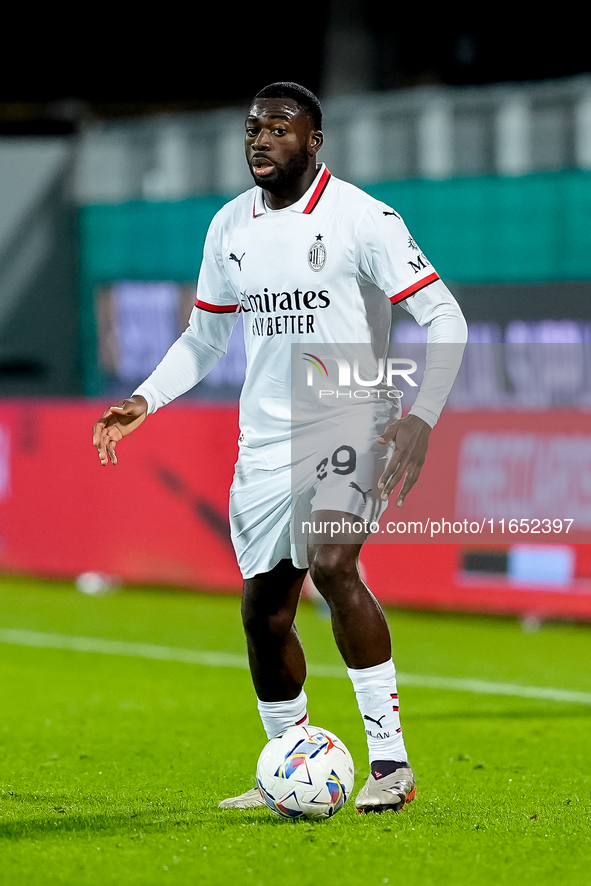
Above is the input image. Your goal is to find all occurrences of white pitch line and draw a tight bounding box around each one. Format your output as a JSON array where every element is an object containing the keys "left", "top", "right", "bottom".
[{"left": 1, "top": 628, "right": 591, "bottom": 706}]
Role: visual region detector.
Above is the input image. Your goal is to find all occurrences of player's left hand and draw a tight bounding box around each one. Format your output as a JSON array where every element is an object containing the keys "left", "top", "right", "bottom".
[{"left": 377, "top": 414, "right": 431, "bottom": 507}]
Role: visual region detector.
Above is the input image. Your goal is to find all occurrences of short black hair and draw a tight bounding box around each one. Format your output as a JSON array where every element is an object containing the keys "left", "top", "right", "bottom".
[{"left": 253, "top": 82, "right": 322, "bottom": 131}]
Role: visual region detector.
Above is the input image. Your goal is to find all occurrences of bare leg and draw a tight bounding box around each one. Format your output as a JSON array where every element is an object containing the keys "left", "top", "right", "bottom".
[
  {"left": 241, "top": 558, "right": 308, "bottom": 702},
  {"left": 307, "top": 510, "right": 391, "bottom": 668}
]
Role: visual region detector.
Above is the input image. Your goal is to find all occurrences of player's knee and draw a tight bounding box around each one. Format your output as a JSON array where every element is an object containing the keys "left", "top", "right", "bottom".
[
  {"left": 241, "top": 594, "right": 294, "bottom": 642},
  {"left": 308, "top": 546, "right": 358, "bottom": 595}
]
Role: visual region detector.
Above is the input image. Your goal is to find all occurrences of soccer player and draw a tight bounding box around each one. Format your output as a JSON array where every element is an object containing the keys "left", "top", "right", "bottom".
[{"left": 93, "top": 82, "right": 467, "bottom": 813}]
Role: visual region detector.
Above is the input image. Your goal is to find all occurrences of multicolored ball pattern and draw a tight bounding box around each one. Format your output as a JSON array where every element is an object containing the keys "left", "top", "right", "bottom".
[{"left": 256, "top": 725, "right": 355, "bottom": 820}]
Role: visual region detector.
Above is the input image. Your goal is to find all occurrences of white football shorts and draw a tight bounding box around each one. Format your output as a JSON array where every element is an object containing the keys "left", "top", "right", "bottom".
[{"left": 229, "top": 408, "right": 394, "bottom": 579}]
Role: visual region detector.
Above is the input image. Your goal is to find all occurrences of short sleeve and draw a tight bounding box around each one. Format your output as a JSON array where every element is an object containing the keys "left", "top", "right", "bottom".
[
  {"left": 356, "top": 203, "right": 440, "bottom": 305},
  {"left": 194, "top": 214, "right": 241, "bottom": 314}
]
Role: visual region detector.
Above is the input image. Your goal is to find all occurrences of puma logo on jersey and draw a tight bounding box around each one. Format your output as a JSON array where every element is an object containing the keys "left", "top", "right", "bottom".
[
  {"left": 383, "top": 209, "right": 401, "bottom": 218},
  {"left": 350, "top": 481, "right": 371, "bottom": 503},
  {"left": 229, "top": 252, "right": 245, "bottom": 270}
]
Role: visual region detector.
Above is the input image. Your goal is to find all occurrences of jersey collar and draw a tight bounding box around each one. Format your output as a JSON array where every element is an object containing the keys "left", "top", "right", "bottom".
[{"left": 252, "top": 164, "right": 332, "bottom": 218}]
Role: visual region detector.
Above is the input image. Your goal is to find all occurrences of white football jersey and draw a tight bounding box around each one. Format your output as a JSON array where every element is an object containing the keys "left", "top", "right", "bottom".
[{"left": 134, "top": 164, "right": 466, "bottom": 467}]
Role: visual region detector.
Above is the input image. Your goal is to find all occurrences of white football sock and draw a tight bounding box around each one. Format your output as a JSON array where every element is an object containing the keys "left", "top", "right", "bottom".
[
  {"left": 347, "top": 659, "right": 408, "bottom": 765},
  {"left": 257, "top": 689, "right": 309, "bottom": 740}
]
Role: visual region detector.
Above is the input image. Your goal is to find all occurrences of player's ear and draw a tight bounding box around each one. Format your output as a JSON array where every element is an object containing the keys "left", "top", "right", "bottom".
[{"left": 309, "top": 130, "right": 323, "bottom": 156}]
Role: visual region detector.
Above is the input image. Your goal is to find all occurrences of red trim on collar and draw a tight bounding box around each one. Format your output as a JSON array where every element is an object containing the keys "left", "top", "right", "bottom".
[
  {"left": 389, "top": 272, "right": 440, "bottom": 304},
  {"left": 252, "top": 167, "right": 331, "bottom": 217},
  {"left": 303, "top": 167, "right": 331, "bottom": 214}
]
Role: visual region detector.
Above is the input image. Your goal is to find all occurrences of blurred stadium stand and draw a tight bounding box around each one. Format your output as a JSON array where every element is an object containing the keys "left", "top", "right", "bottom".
[
  {"left": 3, "top": 75, "right": 591, "bottom": 400},
  {"left": 74, "top": 76, "right": 591, "bottom": 201},
  {"left": 0, "top": 139, "right": 80, "bottom": 395},
  {"left": 67, "top": 77, "right": 591, "bottom": 397}
]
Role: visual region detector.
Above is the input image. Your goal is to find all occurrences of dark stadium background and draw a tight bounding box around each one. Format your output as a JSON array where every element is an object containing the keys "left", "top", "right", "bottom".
[
  {"left": 1, "top": 3, "right": 589, "bottom": 132},
  {"left": 1, "top": 0, "right": 590, "bottom": 618}
]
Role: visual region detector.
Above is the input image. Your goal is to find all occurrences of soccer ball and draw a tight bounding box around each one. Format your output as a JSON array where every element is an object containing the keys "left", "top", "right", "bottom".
[{"left": 256, "top": 724, "right": 355, "bottom": 820}]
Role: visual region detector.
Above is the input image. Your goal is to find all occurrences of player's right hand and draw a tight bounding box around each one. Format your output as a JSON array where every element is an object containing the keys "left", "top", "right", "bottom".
[{"left": 92, "top": 396, "right": 148, "bottom": 466}]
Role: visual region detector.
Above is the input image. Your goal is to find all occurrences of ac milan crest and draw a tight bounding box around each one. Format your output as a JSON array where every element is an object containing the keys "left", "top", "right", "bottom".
[{"left": 308, "top": 235, "right": 326, "bottom": 271}]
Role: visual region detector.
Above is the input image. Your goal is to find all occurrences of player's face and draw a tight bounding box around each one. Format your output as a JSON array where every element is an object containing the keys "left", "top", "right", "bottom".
[{"left": 245, "top": 98, "right": 322, "bottom": 194}]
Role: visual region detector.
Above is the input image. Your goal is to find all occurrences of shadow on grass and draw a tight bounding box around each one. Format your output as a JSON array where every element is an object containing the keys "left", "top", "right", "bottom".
[
  {"left": 0, "top": 794, "right": 197, "bottom": 840},
  {"left": 0, "top": 813, "right": 149, "bottom": 839},
  {"left": 0, "top": 806, "right": 320, "bottom": 839}
]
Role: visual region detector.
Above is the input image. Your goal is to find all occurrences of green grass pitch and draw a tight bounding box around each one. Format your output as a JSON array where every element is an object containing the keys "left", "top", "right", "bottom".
[{"left": 1, "top": 576, "right": 590, "bottom": 886}]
